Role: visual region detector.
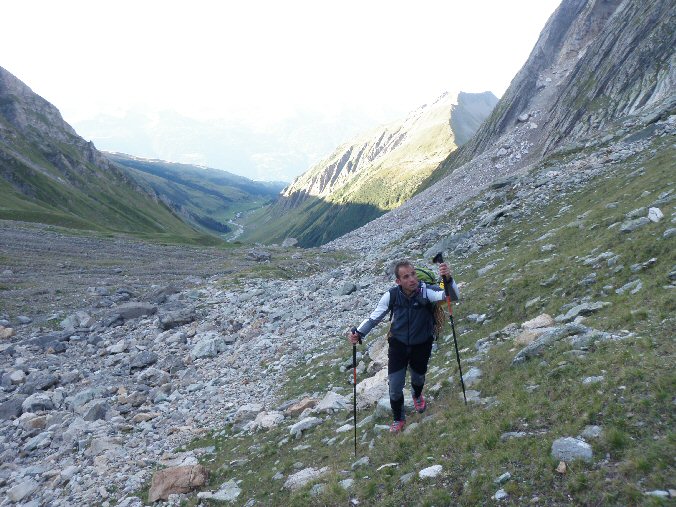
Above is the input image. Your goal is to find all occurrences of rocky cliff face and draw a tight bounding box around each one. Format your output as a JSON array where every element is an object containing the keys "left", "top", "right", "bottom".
[
  {"left": 280, "top": 91, "right": 497, "bottom": 210},
  {"left": 447, "top": 0, "right": 675, "bottom": 170},
  {"left": 332, "top": 0, "right": 676, "bottom": 253}
]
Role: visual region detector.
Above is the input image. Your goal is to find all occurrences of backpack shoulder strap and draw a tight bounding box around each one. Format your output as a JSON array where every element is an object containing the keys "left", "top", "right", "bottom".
[{"left": 387, "top": 286, "right": 398, "bottom": 321}]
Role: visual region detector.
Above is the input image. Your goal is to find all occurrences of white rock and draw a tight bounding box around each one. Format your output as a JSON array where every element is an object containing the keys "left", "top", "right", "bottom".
[
  {"left": 493, "top": 488, "right": 509, "bottom": 501},
  {"left": 551, "top": 437, "right": 593, "bottom": 462},
  {"left": 197, "top": 479, "right": 241, "bottom": 502},
  {"left": 251, "top": 410, "right": 285, "bottom": 431},
  {"left": 418, "top": 464, "right": 442, "bottom": 478},
  {"left": 648, "top": 207, "right": 663, "bottom": 222},
  {"left": 315, "top": 391, "right": 348, "bottom": 412},
  {"left": 289, "top": 416, "right": 323, "bottom": 437},
  {"left": 582, "top": 375, "right": 604, "bottom": 384},
  {"left": 284, "top": 466, "right": 330, "bottom": 490}
]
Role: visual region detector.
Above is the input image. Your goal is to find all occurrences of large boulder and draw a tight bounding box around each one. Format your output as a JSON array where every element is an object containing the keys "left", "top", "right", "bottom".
[
  {"left": 114, "top": 302, "right": 158, "bottom": 320},
  {"left": 284, "top": 466, "right": 330, "bottom": 491},
  {"left": 551, "top": 437, "right": 593, "bottom": 462},
  {"left": 148, "top": 465, "right": 209, "bottom": 502},
  {"left": 314, "top": 391, "right": 348, "bottom": 413},
  {"left": 356, "top": 369, "right": 388, "bottom": 410}
]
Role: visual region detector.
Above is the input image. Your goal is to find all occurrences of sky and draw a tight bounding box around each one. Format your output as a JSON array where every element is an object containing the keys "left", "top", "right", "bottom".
[{"left": 2, "top": 0, "right": 561, "bottom": 178}]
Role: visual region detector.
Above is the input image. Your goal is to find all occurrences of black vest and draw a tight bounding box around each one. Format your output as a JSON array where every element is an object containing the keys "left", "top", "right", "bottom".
[{"left": 388, "top": 285, "right": 435, "bottom": 346}]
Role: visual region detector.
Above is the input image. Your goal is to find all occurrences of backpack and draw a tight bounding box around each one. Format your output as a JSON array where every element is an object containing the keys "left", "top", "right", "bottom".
[{"left": 388, "top": 267, "right": 446, "bottom": 339}]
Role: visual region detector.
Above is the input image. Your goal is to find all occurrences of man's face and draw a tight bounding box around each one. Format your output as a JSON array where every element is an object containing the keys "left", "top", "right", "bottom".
[{"left": 396, "top": 265, "right": 419, "bottom": 294}]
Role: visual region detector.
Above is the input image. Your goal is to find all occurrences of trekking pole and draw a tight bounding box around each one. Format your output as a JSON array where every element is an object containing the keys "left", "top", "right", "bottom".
[
  {"left": 432, "top": 252, "right": 467, "bottom": 405},
  {"left": 351, "top": 328, "right": 362, "bottom": 456}
]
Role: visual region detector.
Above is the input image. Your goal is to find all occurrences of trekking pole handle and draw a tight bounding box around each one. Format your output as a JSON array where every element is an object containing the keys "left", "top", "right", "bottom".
[
  {"left": 351, "top": 327, "right": 363, "bottom": 345},
  {"left": 432, "top": 252, "right": 453, "bottom": 298}
]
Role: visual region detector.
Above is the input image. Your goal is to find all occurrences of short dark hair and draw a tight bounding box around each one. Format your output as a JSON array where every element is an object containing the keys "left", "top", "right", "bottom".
[{"left": 394, "top": 260, "right": 414, "bottom": 279}]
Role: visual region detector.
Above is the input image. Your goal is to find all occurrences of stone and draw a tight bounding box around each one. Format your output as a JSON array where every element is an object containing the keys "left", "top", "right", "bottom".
[
  {"left": 512, "top": 324, "right": 588, "bottom": 365},
  {"left": 129, "top": 351, "right": 159, "bottom": 370},
  {"left": 0, "top": 396, "right": 26, "bottom": 419},
  {"left": 419, "top": 464, "right": 442, "bottom": 478},
  {"left": 645, "top": 490, "right": 669, "bottom": 498},
  {"left": 9, "top": 369, "right": 26, "bottom": 384},
  {"left": 191, "top": 336, "right": 228, "bottom": 359},
  {"left": 233, "top": 403, "right": 263, "bottom": 423},
  {"left": 580, "top": 425, "right": 603, "bottom": 439},
  {"left": 314, "top": 391, "right": 348, "bottom": 412},
  {"left": 247, "top": 249, "right": 271, "bottom": 262},
  {"left": 0, "top": 326, "right": 15, "bottom": 339},
  {"left": 582, "top": 375, "right": 604, "bottom": 384},
  {"left": 285, "top": 397, "right": 318, "bottom": 417},
  {"left": 551, "top": 437, "right": 592, "bottom": 462},
  {"left": 114, "top": 302, "right": 158, "bottom": 320},
  {"left": 158, "top": 308, "right": 196, "bottom": 330},
  {"left": 555, "top": 302, "right": 610, "bottom": 323},
  {"left": 620, "top": 217, "right": 650, "bottom": 232},
  {"left": 83, "top": 401, "right": 109, "bottom": 421},
  {"left": 337, "top": 283, "right": 357, "bottom": 296},
  {"left": 148, "top": 465, "right": 209, "bottom": 502},
  {"left": 523, "top": 314, "right": 555, "bottom": 329},
  {"left": 615, "top": 279, "right": 642, "bottom": 295},
  {"left": 351, "top": 456, "right": 370, "bottom": 469},
  {"left": 250, "top": 411, "right": 285, "bottom": 430},
  {"left": 494, "top": 472, "right": 511, "bottom": 484},
  {"left": 26, "top": 372, "right": 59, "bottom": 391},
  {"left": 493, "top": 488, "right": 509, "bottom": 501},
  {"left": 197, "top": 480, "right": 241, "bottom": 502},
  {"left": 514, "top": 329, "right": 543, "bottom": 346},
  {"left": 464, "top": 367, "right": 482, "bottom": 387},
  {"left": 340, "top": 478, "right": 354, "bottom": 490},
  {"left": 355, "top": 368, "right": 388, "bottom": 410},
  {"left": 87, "top": 437, "right": 123, "bottom": 456},
  {"left": 289, "top": 416, "right": 323, "bottom": 437},
  {"left": 22, "top": 392, "right": 55, "bottom": 412},
  {"left": 8, "top": 479, "right": 39, "bottom": 502},
  {"left": 648, "top": 207, "right": 663, "bottom": 222},
  {"left": 283, "top": 466, "right": 330, "bottom": 490}
]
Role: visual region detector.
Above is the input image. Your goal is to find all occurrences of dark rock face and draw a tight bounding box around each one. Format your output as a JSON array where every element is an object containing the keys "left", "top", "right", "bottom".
[{"left": 450, "top": 0, "right": 676, "bottom": 169}]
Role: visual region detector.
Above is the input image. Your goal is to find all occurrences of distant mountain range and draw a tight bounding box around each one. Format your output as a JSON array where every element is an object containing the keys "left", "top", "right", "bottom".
[
  {"left": 241, "top": 91, "right": 497, "bottom": 247},
  {"left": 74, "top": 106, "right": 410, "bottom": 182}
]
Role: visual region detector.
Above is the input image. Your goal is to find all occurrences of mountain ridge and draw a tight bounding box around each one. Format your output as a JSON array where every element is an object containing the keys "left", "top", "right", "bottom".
[
  {"left": 242, "top": 91, "right": 497, "bottom": 246},
  {"left": 0, "top": 66, "right": 218, "bottom": 244},
  {"left": 329, "top": 0, "right": 675, "bottom": 253}
]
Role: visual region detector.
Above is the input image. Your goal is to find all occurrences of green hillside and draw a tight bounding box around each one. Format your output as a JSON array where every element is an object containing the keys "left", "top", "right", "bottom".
[{"left": 108, "top": 154, "right": 285, "bottom": 237}]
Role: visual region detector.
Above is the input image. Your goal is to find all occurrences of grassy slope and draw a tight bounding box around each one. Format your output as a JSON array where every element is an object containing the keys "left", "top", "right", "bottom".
[
  {"left": 0, "top": 145, "right": 221, "bottom": 246},
  {"left": 164, "top": 135, "right": 674, "bottom": 506}
]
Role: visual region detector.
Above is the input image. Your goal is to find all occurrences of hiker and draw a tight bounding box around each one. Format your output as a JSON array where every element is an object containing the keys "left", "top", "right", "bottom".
[{"left": 348, "top": 260, "right": 459, "bottom": 433}]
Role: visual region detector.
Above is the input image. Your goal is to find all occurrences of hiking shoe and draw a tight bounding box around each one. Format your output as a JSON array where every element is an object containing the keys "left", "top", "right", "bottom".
[
  {"left": 389, "top": 420, "right": 406, "bottom": 433},
  {"left": 413, "top": 394, "right": 426, "bottom": 413}
]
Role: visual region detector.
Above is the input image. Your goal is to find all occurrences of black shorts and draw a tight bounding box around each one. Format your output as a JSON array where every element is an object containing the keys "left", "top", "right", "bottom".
[{"left": 387, "top": 337, "right": 434, "bottom": 376}]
